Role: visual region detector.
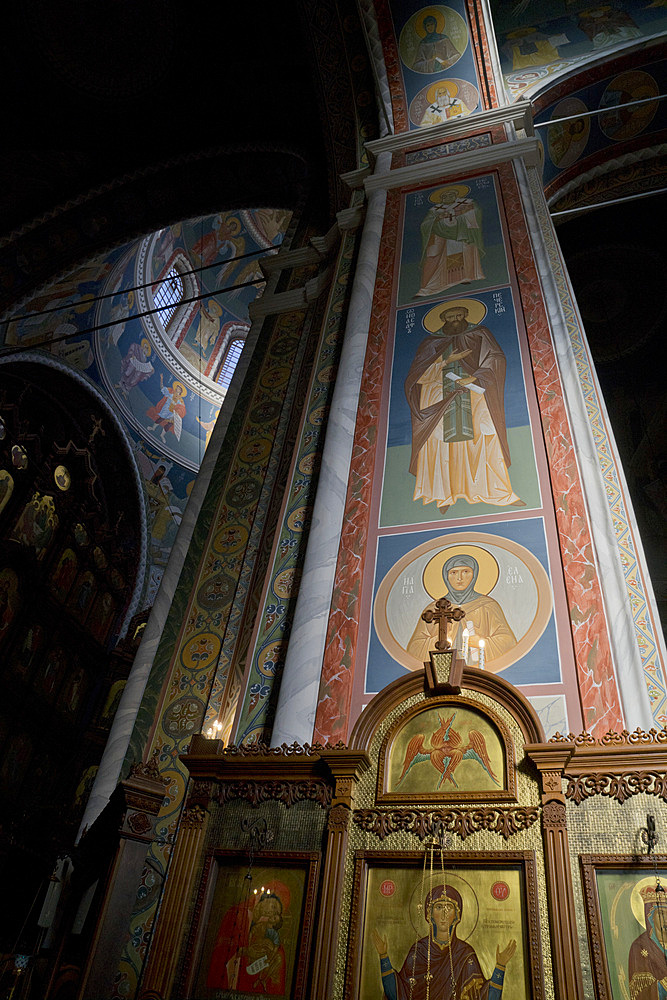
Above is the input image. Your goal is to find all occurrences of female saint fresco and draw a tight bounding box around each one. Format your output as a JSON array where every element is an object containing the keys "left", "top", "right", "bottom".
[{"left": 408, "top": 552, "right": 516, "bottom": 664}]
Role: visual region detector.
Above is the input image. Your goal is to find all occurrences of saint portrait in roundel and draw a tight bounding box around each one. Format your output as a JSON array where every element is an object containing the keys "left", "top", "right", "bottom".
[
  {"left": 547, "top": 98, "right": 590, "bottom": 170},
  {"left": 409, "top": 79, "right": 479, "bottom": 129},
  {"left": 399, "top": 6, "right": 468, "bottom": 75},
  {"left": 374, "top": 532, "right": 552, "bottom": 674}
]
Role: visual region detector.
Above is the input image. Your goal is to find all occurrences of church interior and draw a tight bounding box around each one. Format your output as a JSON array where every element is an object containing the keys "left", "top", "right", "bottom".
[{"left": 1, "top": 1, "right": 666, "bottom": 997}]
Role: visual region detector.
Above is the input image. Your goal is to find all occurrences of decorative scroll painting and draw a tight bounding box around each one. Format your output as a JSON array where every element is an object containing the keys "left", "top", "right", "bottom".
[
  {"left": 389, "top": 2, "right": 482, "bottom": 128},
  {"left": 349, "top": 852, "right": 543, "bottom": 999}
]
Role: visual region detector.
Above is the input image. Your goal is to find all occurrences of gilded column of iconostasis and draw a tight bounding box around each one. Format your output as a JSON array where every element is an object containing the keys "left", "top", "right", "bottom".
[{"left": 313, "top": 0, "right": 666, "bottom": 753}]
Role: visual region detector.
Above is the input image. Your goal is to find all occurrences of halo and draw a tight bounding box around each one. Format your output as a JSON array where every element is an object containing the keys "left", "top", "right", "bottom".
[
  {"left": 140, "top": 338, "right": 152, "bottom": 356},
  {"left": 409, "top": 871, "right": 479, "bottom": 941},
  {"left": 207, "top": 299, "right": 223, "bottom": 316},
  {"left": 423, "top": 544, "right": 500, "bottom": 600},
  {"left": 429, "top": 184, "right": 469, "bottom": 203},
  {"left": 630, "top": 877, "right": 667, "bottom": 929},
  {"left": 415, "top": 6, "right": 446, "bottom": 37},
  {"left": 128, "top": 290, "right": 135, "bottom": 308},
  {"left": 505, "top": 27, "right": 538, "bottom": 38},
  {"left": 172, "top": 381, "right": 187, "bottom": 397},
  {"left": 425, "top": 79, "right": 459, "bottom": 103},
  {"left": 423, "top": 298, "right": 488, "bottom": 332},
  {"left": 74, "top": 293, "right": 95, "bottom": 314}
]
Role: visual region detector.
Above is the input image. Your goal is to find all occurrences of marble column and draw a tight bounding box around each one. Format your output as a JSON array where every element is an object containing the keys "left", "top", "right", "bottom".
[
  {"left": 77, "top": 298, "right": 274, "bottom": 838},
  {"left": 270, "top": 152, "right": 391, "bottom": 747}
]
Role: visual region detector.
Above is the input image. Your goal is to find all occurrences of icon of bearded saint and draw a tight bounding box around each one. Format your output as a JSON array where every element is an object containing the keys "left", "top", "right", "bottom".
[{"left": 405, "top": 301, "right": 524, "bottom": 512}]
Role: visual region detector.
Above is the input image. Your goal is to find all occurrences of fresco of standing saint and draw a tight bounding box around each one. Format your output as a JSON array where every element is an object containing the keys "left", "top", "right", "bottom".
[
  {"left": 405, "top": 299, "right": 523, "bottom": 512},
  {"left": 415, "top": 186, "right": 485, "bottom": 298}
]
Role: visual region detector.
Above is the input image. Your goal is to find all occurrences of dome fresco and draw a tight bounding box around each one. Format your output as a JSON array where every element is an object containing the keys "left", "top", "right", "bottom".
[{"left": 1, "top": 208, "right": 292, "bottom": 608}]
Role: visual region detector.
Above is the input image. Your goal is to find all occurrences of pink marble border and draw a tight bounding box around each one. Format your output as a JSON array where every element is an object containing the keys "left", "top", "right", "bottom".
[
  {"left": 374, "top": 0, "right": 409, "bottom": 134},
  {"left": 314, "top": 190, "right": 401, "bottom": 744},
  {"left": 465, "top": 0, "right": 500, "bottom": 109}
]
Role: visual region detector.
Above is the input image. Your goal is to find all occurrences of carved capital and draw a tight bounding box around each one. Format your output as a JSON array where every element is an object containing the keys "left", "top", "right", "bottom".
[
  {"left": 542, "top": 771, "right": 563, "bottom": 795},
  {"left": 328, "top": 803, "right": 351, "bottom": 834},
  {"left": 181, "top": 803, "right": 208, "bottom": 829},
  {"left": 542, "top": 800, "right": 566, "bottom": 831}
]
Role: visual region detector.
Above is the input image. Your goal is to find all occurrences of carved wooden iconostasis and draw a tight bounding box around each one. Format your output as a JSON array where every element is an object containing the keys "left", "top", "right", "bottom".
[{"left": 131, "top": 649, "right": 667, "bottom": 1000}]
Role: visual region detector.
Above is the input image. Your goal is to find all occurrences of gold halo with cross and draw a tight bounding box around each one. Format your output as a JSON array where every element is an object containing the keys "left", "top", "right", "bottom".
[
  {"left": 423, "top": 544, "right": 500, "bottom": 600},
  {"left": 428, "top": 184, "right": 470, "bottom": 203},
  {"left": 423, "top": 298, "right": 487, "bottom": 333}
]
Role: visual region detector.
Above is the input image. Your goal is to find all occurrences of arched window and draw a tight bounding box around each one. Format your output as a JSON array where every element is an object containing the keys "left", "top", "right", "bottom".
[
  {"left": 152, "top": 265, "right": 184, "bottom": 330},
  {"left": 150, "top": 251, "right": 198, "bottom": 343},
  {"left": 216, "top": 337, "right": 245, "bottom": 390}
]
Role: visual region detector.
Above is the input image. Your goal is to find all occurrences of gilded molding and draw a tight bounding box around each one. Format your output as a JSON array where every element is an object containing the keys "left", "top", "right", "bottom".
[{"left": 549, "top": 727, "right": 667, "bottom": 746}]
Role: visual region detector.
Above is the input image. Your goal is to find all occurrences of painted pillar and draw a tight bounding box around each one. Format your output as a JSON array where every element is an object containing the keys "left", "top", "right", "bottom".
[
  {"left": 77, "top": 269, "right": 281, "bottom": 836},
  {"left": 305, "top": 0, "right": 662, "bottom": 748},
  {"left": 271, "top": 153, "right": 392, "bottom": 747}
]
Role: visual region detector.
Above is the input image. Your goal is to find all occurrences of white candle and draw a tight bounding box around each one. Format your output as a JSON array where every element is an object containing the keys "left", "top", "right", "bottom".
[
  {"left": 478, "top": 639, "right": 485, "bottom": 670},
  {"left": 461, "top": 627, "right": 469, "bottom": 663}
]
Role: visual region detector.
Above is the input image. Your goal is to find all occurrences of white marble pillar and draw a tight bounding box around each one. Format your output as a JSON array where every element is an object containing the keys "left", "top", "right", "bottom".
[
  {"left": 77, "top": 305, "right": 271, "bottom": 838},
  {"left": 271, "top": 152, "right": 391, "bottom": 747}
]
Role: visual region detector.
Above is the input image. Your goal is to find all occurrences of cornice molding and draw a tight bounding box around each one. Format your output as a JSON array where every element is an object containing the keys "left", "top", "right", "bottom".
[
  {"left": 364, "top": 100, "right": 534, "bottom": 161},
  {"left": 364, "top": 137, "right": 541, "bottom": 193}
]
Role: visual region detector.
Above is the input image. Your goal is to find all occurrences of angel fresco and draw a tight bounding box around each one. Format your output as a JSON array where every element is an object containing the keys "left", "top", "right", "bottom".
[
  {"left": 117, "top": 338, "right": 154, "bottom": 395},
  {"left": 398, "top": 710, "right": 498, "bottom": 791},
  {"left": 147, "top": 376, "right": 187, "bottom": 443}
]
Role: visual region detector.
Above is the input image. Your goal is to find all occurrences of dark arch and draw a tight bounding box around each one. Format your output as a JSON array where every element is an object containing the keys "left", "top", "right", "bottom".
[{"left": 0, "top": 146, "right": 312, "bottom": 315}]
